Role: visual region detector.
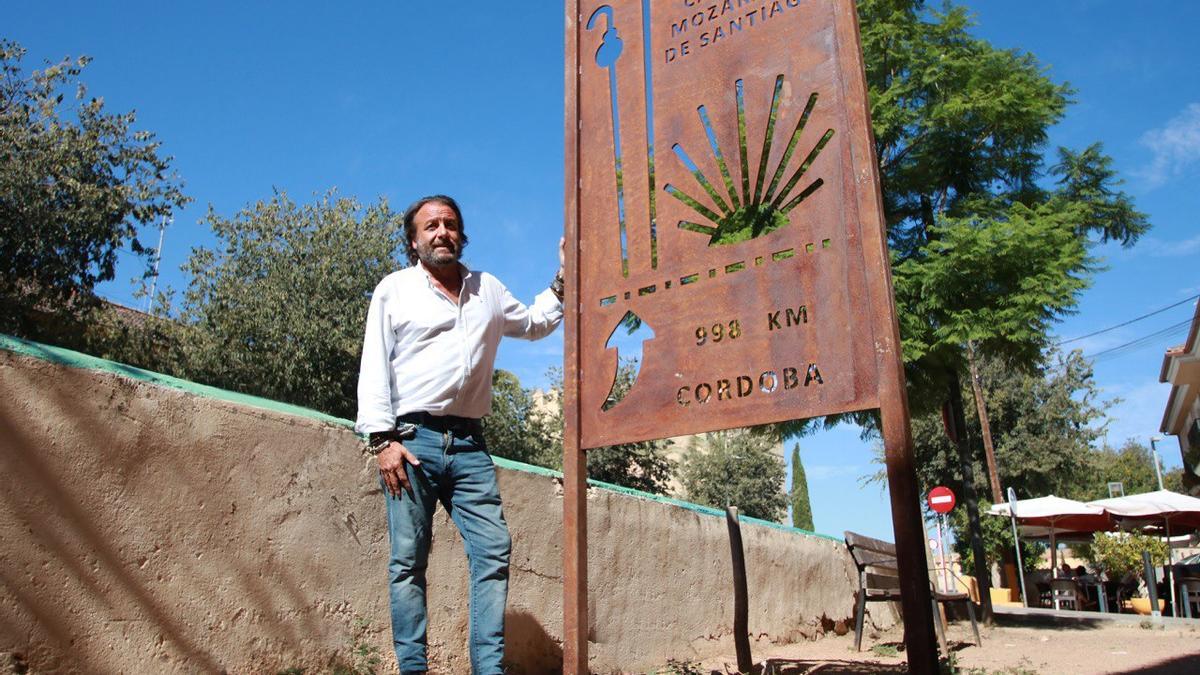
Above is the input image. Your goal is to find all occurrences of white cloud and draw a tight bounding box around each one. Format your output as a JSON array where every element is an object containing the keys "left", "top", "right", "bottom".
[
  {"left": 1060, "top": 330, "right": 1137, "bottom": 356},
  {"left": 1134, "top": 234, "right": 1200, "bottom": 258},
  {"left": 1100, "top": 379, "right": 1172, "bottom": 451},
  {"left": 1139, "top": 102, "right": 1200, "bottom": 188},
  {"left": 1067, "top": 337, "right": 1114, "bottom": 358}
]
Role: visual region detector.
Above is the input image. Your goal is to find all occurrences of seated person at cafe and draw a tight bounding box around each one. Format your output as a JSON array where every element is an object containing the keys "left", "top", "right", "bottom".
[{"left": 1076, "top": 565, "right": 1099, "bottom": 583}]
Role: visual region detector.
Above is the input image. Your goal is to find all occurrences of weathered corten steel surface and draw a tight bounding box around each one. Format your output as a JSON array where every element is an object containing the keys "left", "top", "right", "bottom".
[
  {"left": 565, "top": 3, "right": 936, "bottom": 672},
  {"left": 573, "top": 0, "right": 892, "bottom": 448}
]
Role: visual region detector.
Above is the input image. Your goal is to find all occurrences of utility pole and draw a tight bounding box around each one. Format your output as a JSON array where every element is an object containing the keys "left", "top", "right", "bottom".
[
  {"left": 1150, "top": 435, "right": 1165, "bottom": 490},
  {"left": 947, "top": 368, "right": 994, "bottom": 622},
  {"left": 966, "top": 341, "right": 1003, "bottom": 503},
  {"left": 146, "top": 215, "right": 170, "bottom": 315}
]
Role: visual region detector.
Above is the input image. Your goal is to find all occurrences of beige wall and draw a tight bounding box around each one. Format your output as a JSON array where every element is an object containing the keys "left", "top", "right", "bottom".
[{"left": 0, "top": 346, "right": 864, "bottom": 673}]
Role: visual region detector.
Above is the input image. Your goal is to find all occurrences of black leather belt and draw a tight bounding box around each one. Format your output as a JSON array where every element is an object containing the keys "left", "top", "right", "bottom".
[{"left": 397, "top": 411, "right": 483, "bottom": 439}]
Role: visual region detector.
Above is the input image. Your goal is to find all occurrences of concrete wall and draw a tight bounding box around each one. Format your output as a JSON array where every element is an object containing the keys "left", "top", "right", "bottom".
[{"left": 0, "top": 339, "right": 864, "bottom": 673}]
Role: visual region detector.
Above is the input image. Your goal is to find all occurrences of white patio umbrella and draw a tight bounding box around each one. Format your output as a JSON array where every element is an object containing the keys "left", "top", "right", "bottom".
[
  {"left": 988, "top": 495, "right": 1113, "bottom": 577},
  {"left": 1088, "top": 490, "right": 1200, "bottom": 531},
  {"left": 1087, "top": 490, "right": 1200, "bottom": 616},
  {"left": 1013, "top": 525, "right": 1101, "bottom": 541}
]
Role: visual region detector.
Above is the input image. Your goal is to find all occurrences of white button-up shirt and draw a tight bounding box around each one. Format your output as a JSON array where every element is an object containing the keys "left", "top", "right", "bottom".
[{"left": 354, "top": 264, "right": 563, "bottom": 434}]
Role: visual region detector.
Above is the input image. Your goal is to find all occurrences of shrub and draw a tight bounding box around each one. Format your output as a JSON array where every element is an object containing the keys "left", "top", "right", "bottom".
[{"left": 1081, "top": 532, "right": 1169, "bottom": 579}]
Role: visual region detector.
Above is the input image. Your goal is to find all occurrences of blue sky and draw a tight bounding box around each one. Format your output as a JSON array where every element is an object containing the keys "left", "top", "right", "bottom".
[{"left": 8, "top": 1, "right": 1197, "bottom": 541}]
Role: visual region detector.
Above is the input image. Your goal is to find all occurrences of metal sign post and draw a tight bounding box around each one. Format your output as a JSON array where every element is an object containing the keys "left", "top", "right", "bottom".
[
  {"left": 927, "top": 486, "right": 955, "bottom": 593},
  {"left": 562, "top": 8, "right": 588, "bottom": 671},
  {"left": 1006, "top": 487, "right": 1028, "bottom": 607},
  {"left": 935, "top": 516, "right": 948, "bottom": 593},
  {"left": 564, "top": 1, "right": 937, "bottom": 670}
]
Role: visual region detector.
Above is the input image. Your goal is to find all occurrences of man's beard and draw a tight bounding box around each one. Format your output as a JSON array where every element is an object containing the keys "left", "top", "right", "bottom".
[{"left": 416, "top": 238, "right": 460, "bottom": 268}]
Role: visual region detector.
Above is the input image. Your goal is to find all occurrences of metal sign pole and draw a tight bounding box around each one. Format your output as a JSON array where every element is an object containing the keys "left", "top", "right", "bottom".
[
  {"left": 562, "top": 443, "right": 588, "bottom": 672},
  {"left": 845, "top": 0, "right": 938, "bottom": 662},
  {"left": 937, "top": 514, "right": 949, "bottom": 593},
  {"left": 563, "top": 4, "right": 588, "bottom": 670},
  {"left": 878, "top": 381, "right": 939, "bottom": 670},
  {"left": 1006, "top": 487, "right": 1028, "bottom": 607}
]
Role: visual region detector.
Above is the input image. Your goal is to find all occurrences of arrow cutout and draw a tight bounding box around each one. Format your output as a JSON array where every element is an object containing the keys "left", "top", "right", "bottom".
[{"left": 602, "top": 310, "right": 655, "bottom": 411}]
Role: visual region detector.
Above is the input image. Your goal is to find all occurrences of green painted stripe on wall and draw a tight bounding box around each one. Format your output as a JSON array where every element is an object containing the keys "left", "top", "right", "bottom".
[{"left": 0, "top": 333, "right": 352, "bottom": 429}]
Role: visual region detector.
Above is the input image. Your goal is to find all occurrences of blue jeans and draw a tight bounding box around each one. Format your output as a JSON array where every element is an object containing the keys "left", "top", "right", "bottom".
[{"left": 383, "top": 422, "right": 510, "bottom": 674}]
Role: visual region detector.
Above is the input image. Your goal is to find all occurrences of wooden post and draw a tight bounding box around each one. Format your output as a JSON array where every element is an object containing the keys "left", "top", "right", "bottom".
[{"left": 725, "top": 506, "right": 753, "bottom": 673}]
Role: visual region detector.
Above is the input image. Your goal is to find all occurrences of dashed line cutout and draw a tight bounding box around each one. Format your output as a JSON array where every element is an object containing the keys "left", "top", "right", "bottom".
[{"left": 596, "top": 238, "right": 831, "bottom": 307}]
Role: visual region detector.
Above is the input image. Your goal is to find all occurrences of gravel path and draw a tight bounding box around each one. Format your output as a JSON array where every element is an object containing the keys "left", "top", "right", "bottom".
[{"left": 686, "top": 619, "right": 1200, "bottom": 674}]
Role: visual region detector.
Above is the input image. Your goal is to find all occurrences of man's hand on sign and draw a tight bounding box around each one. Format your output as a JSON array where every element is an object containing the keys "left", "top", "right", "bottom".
[
  {"left": 378, "top": 442, "right": 421, "bottom": 499},
  {"left": 558, "top": 237, "right": 565, "bottom": 268}
]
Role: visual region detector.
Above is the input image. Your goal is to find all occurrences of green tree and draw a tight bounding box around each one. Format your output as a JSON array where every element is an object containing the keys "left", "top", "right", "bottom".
[
  {"left": 853, "top": 0, "right": 1149, "bottom": 609},
  {"left": 76, "top": 301, "right": 186, "bottom": 375},
  {"left": 1080, "top": 532, "right": 1169, "bottom": 580},
  {"left": 897, "top": 350, "right": 1110, "bottom": 502},
  {"left": 948, "top": 500, "right": 1044, "bottom": 575},
  {"left": 0, "top": 39, "right": 189, "bottom": 337},
  {"left": 681, "top": 428, "right": 788, "bottom": 522},
  {"left": 789, "top": 444, "right": 814, "bottom": 531},
  {"left": 1080, "top": 440, "right": 1178, "bottom": 501},
  {"left": 1165, "top": 468, "right": 1186, "bottom": 494},
  {"left": 484, "top": 369, "right": 556, "bottom": 467},
  {"left": 535, "top": 362, "right": 676, "bottom": 494},
  {"left": 871, "top": 349, "right": 1114, "bottom": 576},
  {"left": 985, "top": 351, "right": 1110, "bottom": 500},
  {"left": 177, "top": 190, "right": 403, "bottom": 418}
]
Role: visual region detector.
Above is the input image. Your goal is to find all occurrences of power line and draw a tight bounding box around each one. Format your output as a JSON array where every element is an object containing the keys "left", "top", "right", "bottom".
[
  {"left": 1056, "top": 293, "right": 1199, "bottom": 346},
  {"left": 1084, "top": 318, "right": 1193, "bottom": 363},
  {"left": 1088, "top": 318, "right": 1191, "bottom": 360}
]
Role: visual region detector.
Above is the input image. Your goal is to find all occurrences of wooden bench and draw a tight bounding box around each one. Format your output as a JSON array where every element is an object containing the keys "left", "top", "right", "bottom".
[{"left": 844, "top": 530, "right": 980, "bottom": 654}]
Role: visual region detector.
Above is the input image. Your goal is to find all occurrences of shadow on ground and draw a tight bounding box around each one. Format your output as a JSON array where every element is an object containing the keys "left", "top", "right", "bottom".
[
  {"left": 503, "top": 610, "right": 562, "bottom": 674},
  {"left": 1123, "top": 653, "right": 1200, "bottom": 674},
  {"left": 762, "top": 657, "right": 907, "bottom": 674}
]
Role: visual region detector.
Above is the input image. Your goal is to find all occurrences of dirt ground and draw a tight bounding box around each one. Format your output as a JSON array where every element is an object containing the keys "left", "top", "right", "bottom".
[{"left": 689, "top": 619, "right": 1200, "bottom": 674}]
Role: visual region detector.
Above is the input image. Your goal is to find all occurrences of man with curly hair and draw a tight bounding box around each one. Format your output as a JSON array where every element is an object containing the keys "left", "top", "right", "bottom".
[{"left": 356, "top": 194, "right": 564, "bottom": 673}]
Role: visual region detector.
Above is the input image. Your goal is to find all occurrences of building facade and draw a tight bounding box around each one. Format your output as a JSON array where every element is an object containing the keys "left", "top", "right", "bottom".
[{"left": 1159, "top": 300, "right": 1200, "bottom": 496}]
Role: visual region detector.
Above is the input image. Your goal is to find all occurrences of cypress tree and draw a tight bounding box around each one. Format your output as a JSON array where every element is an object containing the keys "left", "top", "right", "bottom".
[{"left": 790, "top": 444, "right": 814, "bottom": 531}]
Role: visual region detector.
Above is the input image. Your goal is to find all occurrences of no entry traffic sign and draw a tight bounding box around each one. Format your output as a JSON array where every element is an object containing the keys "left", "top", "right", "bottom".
[{"left": 927, "top": 486, "right": 956, "bottom": 514}]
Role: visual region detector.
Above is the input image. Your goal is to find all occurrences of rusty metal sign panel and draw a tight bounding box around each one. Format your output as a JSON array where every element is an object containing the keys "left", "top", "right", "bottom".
[{"left": 573, "top": 0, "right": 893, "bottom": 448}]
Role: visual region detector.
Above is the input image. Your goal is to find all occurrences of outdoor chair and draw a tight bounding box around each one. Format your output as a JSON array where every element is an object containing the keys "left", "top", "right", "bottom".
[
  {"left": 1034, "top": 581, "right": 1052, "bottom": 608},
  {"left": 844, "top": 531, "right": 981, "bottom": 655},
  {"left": 1178, "top": 576, "right": 1200, "bottom": 619},
  {"left": 1050, "top": 578, "right": 1084, "bottom": 611},
  {"left": 1115, "top": 579, "right": 1140, "bottom": 613}
]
